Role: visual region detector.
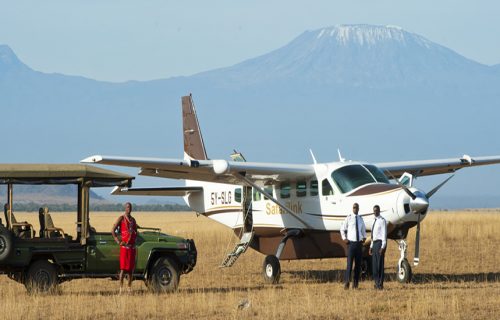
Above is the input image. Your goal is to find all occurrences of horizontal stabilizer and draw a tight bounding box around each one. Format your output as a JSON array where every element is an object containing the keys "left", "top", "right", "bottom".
[{"left": 111, "top": 186, "right": 203, "bottom": 197}]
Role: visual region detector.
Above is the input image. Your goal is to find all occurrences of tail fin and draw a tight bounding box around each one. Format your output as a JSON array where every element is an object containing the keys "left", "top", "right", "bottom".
[{"left": 182, "top": 94, "right": 208, "bottom": 160}]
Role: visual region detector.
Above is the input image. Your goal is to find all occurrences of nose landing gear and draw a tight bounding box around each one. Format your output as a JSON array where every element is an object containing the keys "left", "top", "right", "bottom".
[{"left": 397, "top": 239, "right": 412, "bottom": 283}]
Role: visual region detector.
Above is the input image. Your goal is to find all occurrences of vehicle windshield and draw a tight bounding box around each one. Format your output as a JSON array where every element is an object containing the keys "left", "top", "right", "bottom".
[{"left": 331, "top": 164, "right": 388, "bottom": 193}]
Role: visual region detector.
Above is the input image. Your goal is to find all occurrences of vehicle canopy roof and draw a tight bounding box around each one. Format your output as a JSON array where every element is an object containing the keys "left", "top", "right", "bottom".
[{"left": 0, "top": 164, "right": 133, "bottom": 187}]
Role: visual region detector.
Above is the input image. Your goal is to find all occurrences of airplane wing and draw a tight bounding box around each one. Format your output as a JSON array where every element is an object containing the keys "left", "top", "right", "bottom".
[
  {"left": 81, "top": 155, "right": 315, "bottom": 186},
  {"left": 111, "top": 186, "right": 203, "bottom": 196},
  {"left": 376, "top": 155, "right": 500, "bottom": 178}
]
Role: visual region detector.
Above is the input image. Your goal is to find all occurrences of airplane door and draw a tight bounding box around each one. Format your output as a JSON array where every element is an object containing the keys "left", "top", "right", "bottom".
[
  {"left": 242, "top": 186, "right": 253, "bottom": 232},
  {"left": 319, "top": 178, "right": 340, "bottom": 214}
]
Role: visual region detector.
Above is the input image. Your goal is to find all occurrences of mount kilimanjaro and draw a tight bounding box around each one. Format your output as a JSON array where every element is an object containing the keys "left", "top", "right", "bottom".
[{"left": 1, "top": 24, "right": 499, "bottom": 208}]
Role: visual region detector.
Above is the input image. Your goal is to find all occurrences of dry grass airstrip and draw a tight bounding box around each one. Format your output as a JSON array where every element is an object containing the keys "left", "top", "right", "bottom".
[{"left": 1, "top": 211, "right": 499, "bottom": 319}]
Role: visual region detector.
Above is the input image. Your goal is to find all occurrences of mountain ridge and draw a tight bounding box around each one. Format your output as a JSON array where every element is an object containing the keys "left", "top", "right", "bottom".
[
  {"left": 191, "top": 24, "right": 497, "bottom": 89},
  {"left": 0, "top": 185, "right": 105, "bottom": 205},
  {"left": 0, "top": 44, "right": 32, "bottom": 74}
]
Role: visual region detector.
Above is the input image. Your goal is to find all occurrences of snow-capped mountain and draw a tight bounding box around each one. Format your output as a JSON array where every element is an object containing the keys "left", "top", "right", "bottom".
[{"left": 194, "top": 24, "right": 495, "bottom": 89}]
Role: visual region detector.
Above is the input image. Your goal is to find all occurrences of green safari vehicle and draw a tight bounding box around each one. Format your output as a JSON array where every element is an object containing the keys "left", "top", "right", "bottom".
[{"left": 0, "top": 164, "right": 197, "bottom": 293}]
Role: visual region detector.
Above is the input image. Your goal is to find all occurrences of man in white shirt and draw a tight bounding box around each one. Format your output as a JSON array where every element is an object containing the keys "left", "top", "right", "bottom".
[
  {"left": 341, "top": 202, "right": 366, "bottom": 289},
  {"left": 369, "top": 205, "right": 387, "bottom": 290}
]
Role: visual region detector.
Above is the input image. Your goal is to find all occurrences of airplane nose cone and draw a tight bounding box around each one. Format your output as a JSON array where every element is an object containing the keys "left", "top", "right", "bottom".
[{"left": 410, "top": 196, "right": 429, "bottom": 213}]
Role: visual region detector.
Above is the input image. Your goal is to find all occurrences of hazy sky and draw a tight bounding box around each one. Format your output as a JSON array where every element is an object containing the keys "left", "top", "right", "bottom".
[{"left": 0, "top": 0, "right": 499, "bottom": 82}]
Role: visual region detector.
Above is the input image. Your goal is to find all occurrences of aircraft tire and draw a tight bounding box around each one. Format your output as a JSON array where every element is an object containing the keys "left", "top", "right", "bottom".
[
  {"left": 0, "top": 226, "right": 13, "bottom": 262},
  {"left": 397, "top": 259, "right": 412, "bottom": 283},
  {"left": 24, "top": 260, "right": 59, "bottom": 294},
  {"left": 263, "top": 255, "right": 280, "bottom": 284},
  {"left": 147, "top": 256, "right": 180, "bottom": 293}
]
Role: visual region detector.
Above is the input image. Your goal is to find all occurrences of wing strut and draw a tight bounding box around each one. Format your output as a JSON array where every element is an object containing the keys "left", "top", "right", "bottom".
[{"left": 235, "top": 173, "right": 312, "bottom": 229}]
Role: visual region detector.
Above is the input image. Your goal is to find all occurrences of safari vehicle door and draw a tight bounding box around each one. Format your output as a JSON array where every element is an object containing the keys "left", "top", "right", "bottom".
[
  {"left": 86, "top": 230, "right": 146, "bottom": 274},
  {"left": 86, "top": 232, "right": 120, "bottom": 273}
]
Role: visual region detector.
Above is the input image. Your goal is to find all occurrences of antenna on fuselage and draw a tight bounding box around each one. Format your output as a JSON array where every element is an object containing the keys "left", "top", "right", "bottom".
[
  {"left": 309, "top": 149, "right": 317, "bottom": 164},
  {"left": 337, "top": 149, "right": 346, "bottom": 163}
]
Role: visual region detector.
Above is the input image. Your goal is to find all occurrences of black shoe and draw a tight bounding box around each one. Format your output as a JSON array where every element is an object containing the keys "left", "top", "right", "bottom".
[
  {"left": 344, "top": 283, "right": 350, "bottom": 290},
  {"left": 352, "top": 283, "right": 359, "bottom": 289}
]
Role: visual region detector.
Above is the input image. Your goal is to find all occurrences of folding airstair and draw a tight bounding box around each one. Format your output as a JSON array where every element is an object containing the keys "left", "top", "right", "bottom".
[
  {"left": 219, "top": 230, "right": 254, "bottom": 268},
  {"left": 220, "top": 151, "right": 253, "bottom": 268}
]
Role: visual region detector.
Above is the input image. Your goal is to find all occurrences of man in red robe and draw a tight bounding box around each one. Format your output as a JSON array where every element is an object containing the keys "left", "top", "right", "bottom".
[{"left": 112, "top": 202, "right": 138, "bottom": 292}]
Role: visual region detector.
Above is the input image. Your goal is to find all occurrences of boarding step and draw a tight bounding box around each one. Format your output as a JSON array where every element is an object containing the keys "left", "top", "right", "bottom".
[{"left": 220, "top": 232, "right": 254, "bottom": 268}]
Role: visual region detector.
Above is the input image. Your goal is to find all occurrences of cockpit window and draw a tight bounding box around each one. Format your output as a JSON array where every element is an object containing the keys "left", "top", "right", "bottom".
[
  {"left": 322, "top": 179, "right": 334, "bottom": 196},
  {"left": 331, "top": 165, "right": 381, "bottom": 193},
  {"left": 364, "top": 165, "right": 390, "bottom": 183}
]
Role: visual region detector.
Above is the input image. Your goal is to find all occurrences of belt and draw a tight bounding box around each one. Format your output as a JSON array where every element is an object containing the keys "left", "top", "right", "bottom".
[{"left": 120, "top": 244, "right": 135, "bottom": 249}]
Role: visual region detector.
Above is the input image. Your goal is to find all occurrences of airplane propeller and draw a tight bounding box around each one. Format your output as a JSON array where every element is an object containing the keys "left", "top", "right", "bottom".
[
  {"left": 413, "top": 175, "right": 454, "bottom": 266},
  {"left": 414, "top": 208, "right": 422, "bottom": 265},
  {"left": 386, "top": 171, "right": 454, "bottom": 266},
  {"left": 426, "top": 175, "right": 455, "bottom": 199},
  {"left": 385, "top": 170, "right": 418, "bottom": 200}
]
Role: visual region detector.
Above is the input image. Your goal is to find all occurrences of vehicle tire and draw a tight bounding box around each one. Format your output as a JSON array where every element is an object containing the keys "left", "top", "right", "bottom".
[
  {"left": 397, "top": 259, "right": 412, "bottom": 283},
  {"left": 262, "top": 255, "right": 281, "bottom": 284},
  {"left": 0, "top": 226, "right": 13, "bottom": 262},
  {"left": 147, "top": 256, "right": 180, "bottom": 293},
  {"left": 24, "top": 260, "right": 58, "bottom": 294}
]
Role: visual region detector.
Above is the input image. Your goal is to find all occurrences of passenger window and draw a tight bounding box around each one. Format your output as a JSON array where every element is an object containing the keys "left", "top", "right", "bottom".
[
  {"left": 280, "top": 182, "right": 291, "bottom": 199},
  {"left": 235, "top": 188, "right": 242, "bottom": 203},
  {"left": 296, "top": 180, "right": 307, "bottom": 197},
  {"left": 264, "top": 186, "right": 274, "bottom": 200},
  {"left": 253, "top": 188, "right": 262, "bottom": 201},
  {"left": 322, "top": 179, "right": 334, "bottom": 196},
  {"left": 310, "top": 180, "right": 318, "bottom": 196}
]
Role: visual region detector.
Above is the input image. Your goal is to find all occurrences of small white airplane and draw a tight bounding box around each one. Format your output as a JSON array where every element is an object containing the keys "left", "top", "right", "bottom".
[{"left": 82, "top": 95, "right": 500, "bottom": 284}]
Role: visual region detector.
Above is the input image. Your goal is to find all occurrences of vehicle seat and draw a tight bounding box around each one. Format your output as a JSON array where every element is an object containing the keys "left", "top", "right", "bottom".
[
  {"left": 9, "top": 209, "right": 35, "bottom": 239},
  {"left": 38, "top": 207, "right": 46, "bottom": 238},
  {"left": 43, "top": 208, "right": 65, "bottom": 239},
  {"left": 3, "top": 204, "right": 7, "bottom": 226}
]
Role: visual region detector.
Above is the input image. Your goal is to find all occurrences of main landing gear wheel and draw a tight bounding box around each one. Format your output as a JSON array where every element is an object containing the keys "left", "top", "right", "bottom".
[
  {"left": 263, "top": 255, "right": 281, "bottom": 284},
  {"left": 397, "top": 259, "right": 412, "bottom": 283}
]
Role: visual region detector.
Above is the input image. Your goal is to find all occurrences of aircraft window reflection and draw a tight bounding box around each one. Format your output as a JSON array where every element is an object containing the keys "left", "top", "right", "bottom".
[
  {"left": 280, "top": 182, "right": 291, "bottom": 199},
  {"left": 264, "top": 186, "right": 273, "bottom": 200},
  {"left": 364, "top": 165, "right": 390, "bottom": 183},
  {"left": 296, "top": 180, "right": 307, "bottom": 197},
  {"left": 400, "top": 175, "right": 411, "bottom": 186},
  {"left": 235, "top": 188, "right": 242, "bottom": 203},
  {"left": 310, "top": 180, "right": 318, "bottom": 196},
  {"left": 322, "top": 179, "right": 334, "bottom": 196},
  {"left": 331, "top": 165, "right": 377, "bottom": 193},
  {"left": 253, "top": 188, "right": 262, "bottom": 201}
]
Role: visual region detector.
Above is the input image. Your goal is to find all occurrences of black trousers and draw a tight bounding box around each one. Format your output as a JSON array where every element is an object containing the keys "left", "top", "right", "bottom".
[
  {"left": 372, "top": 240, "right": 385, "bottom": 288},
  {"left": 345, "top": 241, "right": 363, "bottom": 286}
]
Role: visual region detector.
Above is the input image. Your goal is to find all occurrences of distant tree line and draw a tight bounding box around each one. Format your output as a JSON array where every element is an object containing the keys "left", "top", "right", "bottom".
[{"left": 8, "top": 202, "right": 190, "bottom": 212}]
